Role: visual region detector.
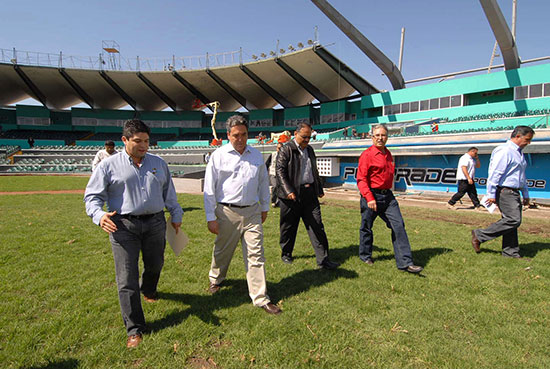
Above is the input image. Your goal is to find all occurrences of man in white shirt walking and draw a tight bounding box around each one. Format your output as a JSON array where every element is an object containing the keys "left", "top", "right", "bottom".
[
  {"left": 92, "top": 140, "right": 116, "bottom": 171},
  {"left": 447, "top": 147, "right": 481, "bottom": 210},
  {"left": 203, "top": 115, "right": 281, "bottom": 315},
  {"left": 471, "top": 126, "right": 535, "bottom": 258}
]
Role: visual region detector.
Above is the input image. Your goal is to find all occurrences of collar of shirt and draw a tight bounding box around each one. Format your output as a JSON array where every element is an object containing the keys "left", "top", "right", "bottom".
[
  {"left": 293, "top": 139, "right": 307, "bottom": 155},
  {"left": 225, "top": 143, "right": 251, "bottom": 156},
  {"left": 507, "top": 139, "right": 522, "bottom": 152},
  {"left": 121, "top": 148, "right": 148, "bottom": 166}
]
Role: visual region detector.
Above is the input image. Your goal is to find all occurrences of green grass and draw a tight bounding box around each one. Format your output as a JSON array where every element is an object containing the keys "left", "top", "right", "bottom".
[
  {"left": 0, "top": 175, "right": 89, "bottom": 192},
  {"left": 1, "top": 176, "right": 549, "bottom": 368}
]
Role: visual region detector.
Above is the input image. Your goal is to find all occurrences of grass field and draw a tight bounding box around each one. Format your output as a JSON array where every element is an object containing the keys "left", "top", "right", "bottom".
[{"left": 1, "top": 176, "right": 549, "bottom": 369}]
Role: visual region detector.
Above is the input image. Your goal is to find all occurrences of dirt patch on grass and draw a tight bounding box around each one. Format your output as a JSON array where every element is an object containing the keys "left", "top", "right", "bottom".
[{"left": 186, "top": 356, "right": 219, "bottom": 369}]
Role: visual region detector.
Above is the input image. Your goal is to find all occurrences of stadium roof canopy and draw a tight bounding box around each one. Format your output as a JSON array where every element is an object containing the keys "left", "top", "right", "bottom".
[{"left": 0, "top": 46, "right": 378, "bottom": 112}]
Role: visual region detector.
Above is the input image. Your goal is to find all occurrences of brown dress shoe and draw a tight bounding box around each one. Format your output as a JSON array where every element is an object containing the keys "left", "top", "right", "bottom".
[
  {"left": 261, "top": 302, "right": 282, "bottom": 315},
  {"left": 403, "top": 265, "right": 423, "bottom": 273},
  {"left": 471, "top": 230, "right": 481, "bottom": 253},
  {"left": 207, "top": 283, "right": 221, "bottom": 294},
  {"left": 126, "top": 333, "right": 143, "bottom": 348},
  {"left": 143, "top": 292, "right": 158, "bottom": 303}
]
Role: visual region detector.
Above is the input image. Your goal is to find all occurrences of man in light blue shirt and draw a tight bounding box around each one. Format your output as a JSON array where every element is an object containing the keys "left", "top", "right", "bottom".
[
  {"left": 203, "top": 115, "right": 281, "bottom": 315},
  {"left": 471, "top": 126, "right": 534, "bottom": 258},
  {"left": 84, "top": 119, "right": 183, "bottom": 348}
]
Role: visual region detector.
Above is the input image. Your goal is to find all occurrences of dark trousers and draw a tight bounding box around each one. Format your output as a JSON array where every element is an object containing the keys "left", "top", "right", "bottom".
[
  {"left": 359, "top": 192, "right": 413, "bottom": 269},
  {"left": 109, "top": 212, "right": 166, "bottom": 336},
  {"left": 474, "top": 187, "right": 522, "bottom": 257},
  {"left": 279, "top": 186, "right": 329, "bottom": 266},
  {"left": 448, "top": 180, "right": 481, "bottom": 207},
  {"left": 269, "top": 175, "right": 278, "bottom": 205}
]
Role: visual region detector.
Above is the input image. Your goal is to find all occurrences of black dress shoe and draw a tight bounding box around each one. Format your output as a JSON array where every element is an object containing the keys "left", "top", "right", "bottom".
[
  {"left": 261, "top": 302, "right": 282, "bottom": 315},
  {"left": 471, "top": 230, "right": 481, "bottom": 253},
  {"left": 143, "top": 292, "right": 158, "bottom": 303},
  {"left": 319, "top": 260, "right": 340, "bottom": 270},
  {"left": 502, "top": 254, "right": 531, "bottom": 261},
  {"left": 402, "top": 265, "right": 423, "bottom": 273},
  {"left": 362, "top": 258, "right": 374, "bottom": 265},
  {"left": 281, "top": 255, "right": 293, "bottom": 264}
]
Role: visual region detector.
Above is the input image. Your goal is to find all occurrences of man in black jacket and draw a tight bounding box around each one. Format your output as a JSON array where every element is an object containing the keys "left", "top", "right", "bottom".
[{"left": 275, "top": 122, "right": 339, "bottom": 270}]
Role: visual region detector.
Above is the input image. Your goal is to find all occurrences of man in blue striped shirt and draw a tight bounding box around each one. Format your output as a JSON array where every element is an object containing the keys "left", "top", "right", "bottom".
[
  {"left": 84, "top": 119, "right": 183, "bottom": 348},
  {"left": 471, "top": 125, "right": 535, "bottom": 258}
]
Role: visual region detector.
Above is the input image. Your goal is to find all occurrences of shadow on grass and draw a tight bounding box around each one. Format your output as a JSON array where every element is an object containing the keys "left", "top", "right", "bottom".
[
  {"left": 520, "top": 241, "right": 550, "bottom": 258},
  {"left": 345, "top": 244, "right": 452, "bottom": 268},
  {"left": 292, "top": 244, "right": 377, "bottom": 264},
  {"left": 151, "top": 267, "right": 358, "bottom": 332},
  {"left": 24, "top": 358, "right": 79, "bottom": 369},
  {"left": 181, "top": 206, "right": 201, "bottom": 213},
  {"left": 477, "top": 241, "right": 550, "bottom": 258}
]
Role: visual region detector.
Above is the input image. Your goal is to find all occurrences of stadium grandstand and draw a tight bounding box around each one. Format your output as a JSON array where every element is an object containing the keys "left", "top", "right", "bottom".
[{"left": 1, "top": 0, "right": 549, "bottom": 200}]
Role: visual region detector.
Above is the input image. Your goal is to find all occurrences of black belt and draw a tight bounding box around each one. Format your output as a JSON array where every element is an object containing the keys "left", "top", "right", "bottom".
[
  {"left": 371, "top": 188, "right": 391, "bottom": 194},
  {"left": 219, "top": 202, "right": 253, "bottom": 209},
  {"left": 119, "top": 211, "right": 162, "bottom": 220},
  {"left": 498, "top": 186, "right": 519, "bottom": 192}
]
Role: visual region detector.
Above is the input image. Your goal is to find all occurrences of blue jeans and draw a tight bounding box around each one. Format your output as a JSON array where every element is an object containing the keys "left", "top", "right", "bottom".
[
  {"left": 109, "top": 212, "right": 166, "bottom": 336},
  {"left": 359, "top": 192, "right": 413, "bottom": 269}
]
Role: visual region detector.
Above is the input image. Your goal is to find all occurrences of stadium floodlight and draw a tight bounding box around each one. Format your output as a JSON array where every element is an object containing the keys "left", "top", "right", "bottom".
[
  {"left": 260, "top": 53, "right": 267, "bottom": 58},
  {"left": 279, "top": 49, "right": 286, "bottom": 54},
  {"left": 269, "top": 51, "right": 276, "bottom": 56},
  {"left": 288, "top": 44, "right": 295, "bottom": 51},
  {"left": 252, "top": 54, "right": 258, "bottom": 60},
  {"left": 297, "top": 42, "right": 304, "bottom": 48},
  {"left": 307, "top": 39, "right": 314, "bottom": 45}
]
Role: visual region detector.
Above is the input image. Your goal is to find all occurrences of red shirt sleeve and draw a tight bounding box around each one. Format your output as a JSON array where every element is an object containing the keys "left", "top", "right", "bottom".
[{"left": 357, "top": 149, "right": 374, "bottom": 202}]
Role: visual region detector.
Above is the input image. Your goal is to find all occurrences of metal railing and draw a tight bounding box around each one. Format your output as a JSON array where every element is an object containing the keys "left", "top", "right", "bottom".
[{"left": 0, "top": 47, "right": 245, "bottom": 71}]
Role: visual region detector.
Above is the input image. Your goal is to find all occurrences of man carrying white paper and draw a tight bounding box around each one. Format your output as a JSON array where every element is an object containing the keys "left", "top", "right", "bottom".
[{"left": 471, "top": 126, "right": 534, "bottom": 258}]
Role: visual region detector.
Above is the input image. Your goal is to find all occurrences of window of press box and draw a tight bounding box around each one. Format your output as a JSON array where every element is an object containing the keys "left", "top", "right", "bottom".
[
  {"left": 439, "top": 96, "right": 450, "bottom": 109},
  {"left": 529, "top": 84, "right": 543, "bottom": 98},
  {"left": 450, "top": 95, "right": 462, "bottom": 107},
  {"left": 420, "top": 100, "right": 429, "bottom": 111},
  {"left": 515, "top": 86, "right": 528, "bottom": 100}
]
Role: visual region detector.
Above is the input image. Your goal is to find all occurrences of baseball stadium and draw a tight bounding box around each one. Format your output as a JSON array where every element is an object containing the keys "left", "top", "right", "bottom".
[{"left": 1, "top": 1, "right": 550, "bottom": 368}]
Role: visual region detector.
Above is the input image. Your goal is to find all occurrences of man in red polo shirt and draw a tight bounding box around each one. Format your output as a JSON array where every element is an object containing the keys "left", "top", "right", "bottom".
[{"left": 356, "top": 124, "right": 423, "bottom": 273}]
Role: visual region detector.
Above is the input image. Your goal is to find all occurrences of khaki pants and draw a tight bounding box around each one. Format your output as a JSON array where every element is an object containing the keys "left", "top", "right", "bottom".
[{"left": 209, "top": 203, "right": 270, "bottom": 307}]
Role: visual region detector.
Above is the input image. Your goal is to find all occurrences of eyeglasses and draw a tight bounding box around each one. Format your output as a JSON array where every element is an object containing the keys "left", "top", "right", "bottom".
[{"left": 299, "top": 134, "right": 311, "bottom": 140}]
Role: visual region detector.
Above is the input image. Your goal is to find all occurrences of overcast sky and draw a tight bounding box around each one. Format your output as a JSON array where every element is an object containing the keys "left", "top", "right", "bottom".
[{"left": 2, "top": 0, "right": 549, "bottom": 100}]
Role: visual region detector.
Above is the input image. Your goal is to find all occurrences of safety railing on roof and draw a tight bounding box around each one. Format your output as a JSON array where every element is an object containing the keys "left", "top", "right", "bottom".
[{"left": 0, "top": 47, "right": 246, "bottom": 71}]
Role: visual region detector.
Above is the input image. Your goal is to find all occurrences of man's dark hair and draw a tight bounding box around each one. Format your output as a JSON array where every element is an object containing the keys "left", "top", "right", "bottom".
[
  {"left": 226, "top": 115, "right": 248, "bottom": 132},
  {"left": 105, "top": 140, "right": 115, "bottom": 147},
  {"left": 296, "top": 122, "right": 312, "bottom": 132},
  {"left": 468, "top": 147, "right": 478, "bottom": 152},
  {"left": 511, "top": 125, "right": 535, "bottom": 138},
  {"left": 122, "top": 119, "right": 151, "bottom": 139}
]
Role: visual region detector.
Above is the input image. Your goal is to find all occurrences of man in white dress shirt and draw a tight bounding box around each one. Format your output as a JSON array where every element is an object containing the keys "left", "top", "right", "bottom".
[
  {"left": 447, "top": 147, "right": 481, "bottom": 210},
  {"left": 92, "top": 140, "right": 116, "bottom": 171},
  {"left": 203, "top": 115, "right": 281, "bottom": 315}
]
